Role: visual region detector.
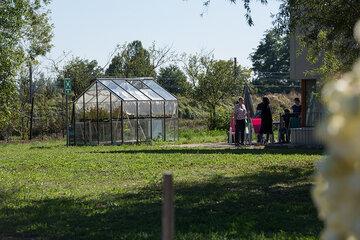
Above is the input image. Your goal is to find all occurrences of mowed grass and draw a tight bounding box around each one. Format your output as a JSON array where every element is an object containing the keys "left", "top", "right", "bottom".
[{"left": 0, "top": 140, "right": 323, "bottom": 240}]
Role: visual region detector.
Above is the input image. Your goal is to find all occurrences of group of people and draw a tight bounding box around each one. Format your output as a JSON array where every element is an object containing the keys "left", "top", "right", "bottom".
[{"left": 233, "top": 97, "right": 302, "bottom": 146}]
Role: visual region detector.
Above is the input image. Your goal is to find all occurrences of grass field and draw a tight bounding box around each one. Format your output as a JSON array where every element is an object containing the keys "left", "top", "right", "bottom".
[{"left": 0, "top": 137, "right": 324, "bottom": 240}]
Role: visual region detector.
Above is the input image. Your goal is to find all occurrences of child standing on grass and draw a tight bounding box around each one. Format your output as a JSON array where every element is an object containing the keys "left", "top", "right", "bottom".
[
  {"left": 234, "top": 97, "right": 247, "bottom": 146},
  {"left": 279, "top": 109, "right": 291, "bottom": 143}
]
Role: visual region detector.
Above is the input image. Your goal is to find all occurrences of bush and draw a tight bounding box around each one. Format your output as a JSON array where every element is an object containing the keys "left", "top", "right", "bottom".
[{"left": 208, "top": 106, "right": 232, "bottom": 130}]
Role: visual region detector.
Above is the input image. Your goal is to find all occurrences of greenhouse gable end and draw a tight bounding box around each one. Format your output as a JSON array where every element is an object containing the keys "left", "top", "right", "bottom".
[{"left": 70, "top": 78, "right": 178, "bottom": 145}]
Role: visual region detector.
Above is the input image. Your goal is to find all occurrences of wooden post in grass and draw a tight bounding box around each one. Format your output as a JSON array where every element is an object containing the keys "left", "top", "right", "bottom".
[{"left": 162, "top": 172, "right": 174, "bottom": 240}]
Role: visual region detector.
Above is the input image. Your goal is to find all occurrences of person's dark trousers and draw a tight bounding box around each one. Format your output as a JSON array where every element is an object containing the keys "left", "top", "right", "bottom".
[
  {"left": 257, "top": 134, "right": 262, "bottom": 143},
  {"left": 235, "top": 119, "right": 246, "bottom": 145},
  {"left": 279, "top": 127, "right": 288, "bottom": 143},
  {"left": 286, "top": 128, "right": 290, "bottom": 143}
]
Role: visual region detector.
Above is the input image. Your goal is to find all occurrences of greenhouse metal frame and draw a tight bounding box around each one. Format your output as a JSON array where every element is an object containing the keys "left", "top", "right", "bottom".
[{"left": 70, "top": 78, "right": 178, "bottom": 145}]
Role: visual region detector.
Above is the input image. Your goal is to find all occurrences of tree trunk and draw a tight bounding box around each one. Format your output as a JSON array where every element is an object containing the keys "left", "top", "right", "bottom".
[
  {"left": 209, "top": 105, "right": 216, "bottom": 130},
  {"left": 29, "top": 96, "right": 35, "bottom": 140},
  {"left": 28, "top": 60, "right": 34, "bottom": 140}
]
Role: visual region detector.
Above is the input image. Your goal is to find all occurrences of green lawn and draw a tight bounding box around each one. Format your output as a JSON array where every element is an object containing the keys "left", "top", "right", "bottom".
[{"left": 0, "top": 140, "right": 323, "bottom": 240}]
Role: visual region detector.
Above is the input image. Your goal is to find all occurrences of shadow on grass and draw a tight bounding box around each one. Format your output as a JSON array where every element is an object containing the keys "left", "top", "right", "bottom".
[
  {"left": 0, "top": 165, "right": 321, "bottom": 240},
  {"left": 91, "top": 148, "right": 324, "bottom": 156}
]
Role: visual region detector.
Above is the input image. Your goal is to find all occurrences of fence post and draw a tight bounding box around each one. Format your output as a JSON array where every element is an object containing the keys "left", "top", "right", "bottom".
[{"left": 162, "top": 172, "right": 174, "bottom": 240}]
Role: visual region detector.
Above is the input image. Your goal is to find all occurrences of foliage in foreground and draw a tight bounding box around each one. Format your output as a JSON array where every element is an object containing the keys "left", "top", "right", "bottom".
[{"left": 0, "top": 141, "right": 323, "bottom": 239}]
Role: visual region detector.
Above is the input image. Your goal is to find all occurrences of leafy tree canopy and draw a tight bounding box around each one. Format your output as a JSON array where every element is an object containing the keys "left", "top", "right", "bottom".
[
  {"left": 105, "top": 40, "right": 156, "bottom": 78},
  {"left": 250, "top": 28, "right": 292, "bottom": 93},
  {"left": 186, "top": 53, "right": 251, "bottom": 129},
  {"left": 157, "top": 65, "right": 191, "bottom": 96},
  {"left": 276, "top": 0, "right": 360, "bottom": 77},
  {"left": 62, "top": 58, "right": 103, "bottom": 96},
  {"left": 212, "top": 0, "right": 360, "bottom": 77},
  {"left": 0, "top": 0, "right": 52, "bottom": 137},
  {"left": 0, "top": 0, "right": 52, "bottom": 81}
]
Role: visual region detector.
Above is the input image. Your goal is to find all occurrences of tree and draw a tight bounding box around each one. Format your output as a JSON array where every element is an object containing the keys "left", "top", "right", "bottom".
[
  {"left": 148, "top": 42, "right": 178, "bottom": 70},
  {"left": 181, "top": 50, "right": 214, "bottom": 88},
  {"left": 0, "top": 81, "right": 19, "bottom": 140},
  {"left": 0, "top": 0, "right": 53, "bottom": 139},
  {"left": 32, "top": 74, "right": 63, "bottom": 137},
  {"left": 105, "top": 40, "right": 156, "bottom": 78},
  {"left": 250, "top": 28, "right": 292, "bottom": 93},
  {"left": 0, "top": 0, "right": 29, "bottom": 82},
  {"left": 186, "top": 54, "right": 251, "bottom": 129},
  {"left": 202, "top": 0, "right": 267, "bottom": 25},
  {"left": 62, "top": 58, "right": 103, "bottom": 96},
  {"left": 275, "top": 0, "right": 360, "bottom": 77},
  {"left": 157, "top": 65, "right": 191, "bottom": 96},
  {"left": 22, "top": 2, "right": 53, "bottom": 140},
  {"left": 211, "top": 0, "right": 360, "bottom": 77}
]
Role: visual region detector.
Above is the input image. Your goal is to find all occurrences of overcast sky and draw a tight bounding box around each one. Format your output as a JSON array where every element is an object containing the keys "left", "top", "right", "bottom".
[{"left": 46, "top": 0, "right": 281, "bottom": 69}]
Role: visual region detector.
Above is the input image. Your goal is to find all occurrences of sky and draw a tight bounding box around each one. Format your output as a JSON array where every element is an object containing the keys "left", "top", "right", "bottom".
[{"left": 47, "top": 0, "right": 281, "bottom": 70}]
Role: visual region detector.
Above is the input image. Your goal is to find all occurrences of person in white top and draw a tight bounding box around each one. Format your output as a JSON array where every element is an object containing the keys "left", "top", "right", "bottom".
[{"left": 234, "top": 97, "right": 247, "bottom": 146}]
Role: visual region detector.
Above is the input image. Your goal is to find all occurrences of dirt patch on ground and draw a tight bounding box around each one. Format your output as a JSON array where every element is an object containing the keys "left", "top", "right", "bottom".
[{"left": 168, "top": 142, "right": 265, "bottom": 149}]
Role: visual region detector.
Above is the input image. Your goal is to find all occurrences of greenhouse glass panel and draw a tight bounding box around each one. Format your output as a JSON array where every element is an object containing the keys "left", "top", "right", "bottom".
[
  {"left": 138, "top": 119, "right": 151, "bottom": 141},
  {"left": 113, "top": 80, "right": 149, "bottom": 100},
  {"left": 123, "top": 101, "right": 137, "bottom": 118},
  {"left": 142, "top": 80, "right": 177, "bottom": 100},
  {"left": 112, "top": 97, "right": 122, "bottom": 144},
  {"left": 122, "top": 101, "right": 137, "bottom": 142},
  {"left": 152, "top": 119, "right": 164, "bottom": 140},
  {"left": 128, "top": 80, "right": 163, "bottom": 100},
  {"left": 166, "top": 119, "right": 177, "bottom": 141},
  {"left": 97, "top": 83, "right": 111, "bottom": 144},
  {"left": 165, "top": 101, "right": 178, "bottom": 118},
  {"left": 152, "top": 101, "right": 164, "bottom": 117},
  {"left": 75, "top": 96, "right": 85, "bottom": 145},
  {"left": 84, "top": 84, "right": 98, "bottom": 144},
  {"left": 123, "top": 119, "right": 137, "bottom": 142},
  {"left": 99, "top": 80, "right": 135, "bottom": 101},
  {"left": 138, "top": 101, "right": 150, "bottom": 117}
]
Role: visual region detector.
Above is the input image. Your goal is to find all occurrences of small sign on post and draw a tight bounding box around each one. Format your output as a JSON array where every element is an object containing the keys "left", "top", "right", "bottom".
[{"left": 64, "top": 78, "right": 72, "bottom": 95}]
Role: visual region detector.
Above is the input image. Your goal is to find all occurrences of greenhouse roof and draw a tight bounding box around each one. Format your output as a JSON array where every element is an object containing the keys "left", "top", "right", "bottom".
[{"left": 94, "top": 78, "right": 177, "bottom": 101}]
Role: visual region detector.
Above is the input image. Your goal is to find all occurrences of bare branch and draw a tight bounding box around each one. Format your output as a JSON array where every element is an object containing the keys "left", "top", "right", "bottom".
[
  {"left": 44, "top": 51, "right": 72, "bottom": 76},
  {"left": 102, "top": 43, "right": 126, "bottom": 71},
  {"left": 149, "top": 42, "right": 178, "bottom": 70}
]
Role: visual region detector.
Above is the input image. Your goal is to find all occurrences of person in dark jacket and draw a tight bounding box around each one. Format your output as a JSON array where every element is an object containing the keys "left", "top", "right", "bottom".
[
  {"left": 291, "top": 98, "right": 302, "bottom": 117},
  {"left": 290, "top": 97, "right": 302, "bottom": 128},
  {"left": 259, "top": 97, "right": 273, "bottom": 144}
]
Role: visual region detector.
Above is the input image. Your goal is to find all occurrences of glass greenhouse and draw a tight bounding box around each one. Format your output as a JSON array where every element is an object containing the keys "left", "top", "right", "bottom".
[{"left": 69, "top": 78, "right": 178, "bottom": 145}]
